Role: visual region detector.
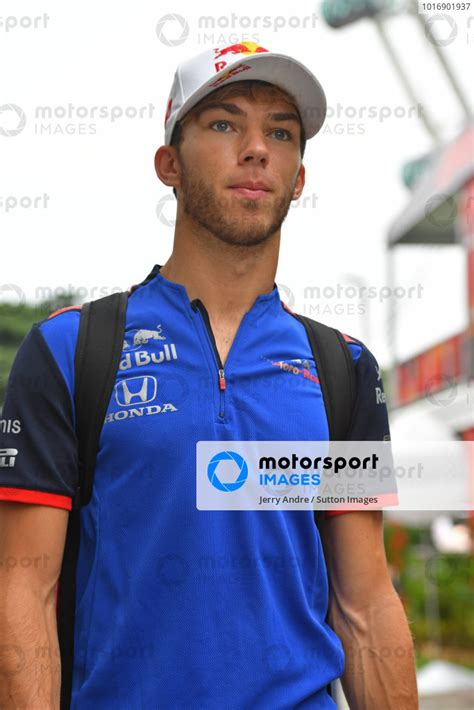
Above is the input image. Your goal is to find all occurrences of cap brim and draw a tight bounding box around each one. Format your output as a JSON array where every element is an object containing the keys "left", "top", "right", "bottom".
[{"left": 173, "top": 52, "right": 327, "bottom": 140}]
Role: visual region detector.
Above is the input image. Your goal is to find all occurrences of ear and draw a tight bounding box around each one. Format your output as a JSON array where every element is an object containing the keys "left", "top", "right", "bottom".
[
  {"left": 154, "top": 145, "right": 181, "bottom": 190},
  {"left": 292, "top": 163, "right": 305, "bottom": 201}
]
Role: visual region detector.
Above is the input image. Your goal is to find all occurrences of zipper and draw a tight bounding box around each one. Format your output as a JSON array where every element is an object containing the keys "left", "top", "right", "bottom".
[{"left": 191, "top": 299, "right": 226, "bottom": 418}]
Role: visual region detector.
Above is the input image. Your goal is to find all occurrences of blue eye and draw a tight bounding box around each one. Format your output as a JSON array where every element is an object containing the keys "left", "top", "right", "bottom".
[
  {"left": 209, "top": 121, "right": 292, "bottom": 141},
  {"left": 272, "top": 128, "right": 291, "bottom": 140},
  {"left": 211, "top": 120, "right": 231, "bottom": 132}
]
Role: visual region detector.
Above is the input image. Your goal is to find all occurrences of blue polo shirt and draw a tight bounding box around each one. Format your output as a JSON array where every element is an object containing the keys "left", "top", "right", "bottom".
[{"left": 0, "top": 264, "right": 392, "bottom": 709}]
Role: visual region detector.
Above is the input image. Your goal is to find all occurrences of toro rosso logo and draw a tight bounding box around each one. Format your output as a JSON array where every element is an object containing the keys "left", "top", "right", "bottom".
[{"left": 213, "top": 41, "right": 268, "bottom": 74}]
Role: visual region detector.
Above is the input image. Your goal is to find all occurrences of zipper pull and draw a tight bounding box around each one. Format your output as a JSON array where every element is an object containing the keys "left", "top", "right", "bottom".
[{"left": 218, "top": 369, "right": 226, "bottom": 391}]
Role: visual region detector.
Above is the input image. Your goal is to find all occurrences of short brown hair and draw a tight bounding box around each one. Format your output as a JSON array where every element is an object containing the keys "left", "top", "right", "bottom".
[{"left": 169, "top": 80, "right": 306, "bottom": 199}]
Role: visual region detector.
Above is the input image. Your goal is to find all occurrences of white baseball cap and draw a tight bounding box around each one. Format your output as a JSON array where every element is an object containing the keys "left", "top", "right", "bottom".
[{"left": 164, "top": 41, "right": 327, "bottom": 145}]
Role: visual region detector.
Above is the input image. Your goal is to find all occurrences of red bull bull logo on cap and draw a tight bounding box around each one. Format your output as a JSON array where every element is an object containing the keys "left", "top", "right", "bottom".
[
  {"left": 214, "top": 41, "right": 268, "bottom": 59},
  {"left": 213, "top": 41, "right": 268, "bottom": 73}
]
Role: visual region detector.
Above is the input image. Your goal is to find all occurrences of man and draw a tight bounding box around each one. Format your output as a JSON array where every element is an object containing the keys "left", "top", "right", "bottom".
[{"left": 0, "top": 42, "right": 418, "bottom": 708}]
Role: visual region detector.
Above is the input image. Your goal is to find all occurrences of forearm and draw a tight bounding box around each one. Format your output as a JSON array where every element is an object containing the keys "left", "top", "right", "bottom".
[
  {"left": 0, "top": 583, "right": 61, "bottom": 709},
  {"left": 330, "top": 588, "right": 418, "bottom": 709}
]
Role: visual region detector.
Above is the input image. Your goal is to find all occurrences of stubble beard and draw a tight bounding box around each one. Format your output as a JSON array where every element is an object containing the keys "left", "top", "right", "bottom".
[{"left": 179, "top": 166, "right": 297, "bottom": 248}]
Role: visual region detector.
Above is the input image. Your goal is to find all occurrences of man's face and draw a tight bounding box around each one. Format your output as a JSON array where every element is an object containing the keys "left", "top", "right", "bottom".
[{"left": 174, "top": 89, "right": 305, "bottom": 248}]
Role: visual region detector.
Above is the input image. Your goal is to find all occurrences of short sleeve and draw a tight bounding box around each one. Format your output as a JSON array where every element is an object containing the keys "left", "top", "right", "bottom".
[
  {"left": 0, "top": 322, "right": 79, "bottom": 510},
  {"left": 346, "top": 340, "right": 392, "bottom": 442},
  {"left": 326, "top": 337, "right": 394, "bottom": 517}
]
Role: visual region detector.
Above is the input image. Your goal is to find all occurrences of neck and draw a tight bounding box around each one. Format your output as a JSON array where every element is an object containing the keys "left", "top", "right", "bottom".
[{"left": 160, "top": 216, "right": 281, "bottom": 320}]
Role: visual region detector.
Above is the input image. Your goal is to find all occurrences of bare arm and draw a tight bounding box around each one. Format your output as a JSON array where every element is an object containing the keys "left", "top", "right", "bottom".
[
  {"left": 318, "top": 511, "right": 418, "bottom": 709},
  {"left": 0, "top": 501, "right": 69, "bottom": 709}
]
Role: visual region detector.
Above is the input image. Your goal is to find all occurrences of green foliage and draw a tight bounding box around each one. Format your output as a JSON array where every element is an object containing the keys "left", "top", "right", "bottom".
[
  {"left": 385, "top": 522, "right": 474, "bottom": 654},
  {"left": 0, "top": 294, "right": 76, "bottom": 404}
]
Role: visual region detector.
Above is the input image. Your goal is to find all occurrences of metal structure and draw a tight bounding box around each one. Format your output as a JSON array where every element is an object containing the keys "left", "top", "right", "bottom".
[{"left": 322, "top": 0, "right": 474, "bottom": 442}]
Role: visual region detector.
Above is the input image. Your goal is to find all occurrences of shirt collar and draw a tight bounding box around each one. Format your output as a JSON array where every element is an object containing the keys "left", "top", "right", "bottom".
[{"left": 145, "top": 263, "right": 282, "bottom": 317}]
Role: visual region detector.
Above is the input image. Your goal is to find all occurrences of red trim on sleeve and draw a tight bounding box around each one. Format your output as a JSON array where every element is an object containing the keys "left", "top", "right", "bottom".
[
  {"left": 47, "top": 305, "right": 81, "bottom": 319},
  {"left": 0, "top": 487, "right": 72, "bottom": 510},
  {"left": 341, "top": 333, "right": 358, "bottom": 344}
]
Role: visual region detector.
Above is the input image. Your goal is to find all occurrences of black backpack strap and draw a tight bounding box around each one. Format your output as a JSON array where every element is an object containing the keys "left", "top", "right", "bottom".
[
  {"left": 74, "top": 290, "right": 129, "bottom": 507},
  {"left": 293, "top": 315, "right": 357, "bottom": 705},
  {"left": 58, "top": 290, "right": 128, "bottom": 709},
  {"left": 293, "top": 314, "right": 356, "bottom": 440}
]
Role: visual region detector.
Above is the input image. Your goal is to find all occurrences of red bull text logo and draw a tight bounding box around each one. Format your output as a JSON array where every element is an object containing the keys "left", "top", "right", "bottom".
[{"left": 209, "top": 63, "right": 252, "bottom": 88}]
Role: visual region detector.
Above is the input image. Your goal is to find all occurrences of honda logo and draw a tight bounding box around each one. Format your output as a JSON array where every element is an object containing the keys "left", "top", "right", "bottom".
[{"left": 115, "top": 376, "right": 157, "bottom": 407}]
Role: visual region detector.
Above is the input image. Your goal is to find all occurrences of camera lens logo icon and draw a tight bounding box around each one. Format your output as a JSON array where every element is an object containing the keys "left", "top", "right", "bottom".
[{"left": 207, "top": 451, "right": 248, "bottom": 492}]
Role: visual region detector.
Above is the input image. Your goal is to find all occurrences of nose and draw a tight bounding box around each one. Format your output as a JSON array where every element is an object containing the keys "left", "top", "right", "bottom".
[{"left": 237, "top": 127, "right": 269, "bottom": 167}]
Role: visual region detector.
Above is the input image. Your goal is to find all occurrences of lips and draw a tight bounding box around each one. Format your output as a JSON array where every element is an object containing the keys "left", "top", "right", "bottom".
[
  {"left": 229, "top": 182, "right": 271, "bottom": 191},
  {"left": 228, "top": 181, "right": 272, "bottom": 200}
]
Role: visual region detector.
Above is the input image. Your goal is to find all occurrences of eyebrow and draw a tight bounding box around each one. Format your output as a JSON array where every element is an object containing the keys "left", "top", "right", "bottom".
[{"left": 195, "top": 101, "right": 301, "bottom": 124}]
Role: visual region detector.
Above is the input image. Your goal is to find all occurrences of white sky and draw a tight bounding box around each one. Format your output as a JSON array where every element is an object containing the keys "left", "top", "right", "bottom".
[{"left": 1, "top": 0, "right": 472, "bottom": 366}]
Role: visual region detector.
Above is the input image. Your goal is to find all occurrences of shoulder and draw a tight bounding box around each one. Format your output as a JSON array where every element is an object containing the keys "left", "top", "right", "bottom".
[
  {"left": 341, "top": 331, "right": 387, "bottom": 398},
  {"left": 338, "top": 333, "right": 390, "bottom": 440},
  {"left": 341, "top": 332, "right": 383, "bottom": 376},
  {"left": 37, "top": 304, "right": 82, "bottom": 338},
  {"left": 32, "top": 305, "right": 82, "bottom": 405}
]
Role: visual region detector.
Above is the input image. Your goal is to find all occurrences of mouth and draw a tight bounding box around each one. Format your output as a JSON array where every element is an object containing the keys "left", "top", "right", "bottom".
[{"left": 228, "top": 183, "right": 272, "bottom": 200}]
